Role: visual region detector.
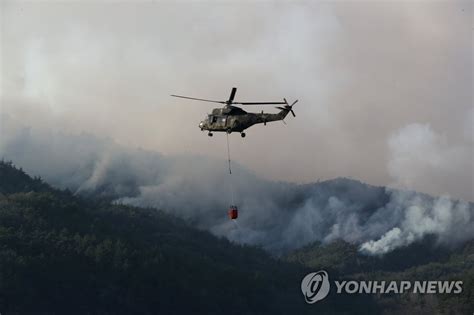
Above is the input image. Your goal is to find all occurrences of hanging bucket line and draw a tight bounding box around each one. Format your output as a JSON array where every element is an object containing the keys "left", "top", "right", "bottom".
[{"left": 226, "top": 133, "right": 235, "bottom": 206}]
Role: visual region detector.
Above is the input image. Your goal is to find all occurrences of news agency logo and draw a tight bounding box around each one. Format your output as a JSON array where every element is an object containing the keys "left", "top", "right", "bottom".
[
  {"left": 301, "top": 270, "right": 463, "bottom": 304},
  {"left": 300, "top": 270, "right": 330, "bottom": 303}
]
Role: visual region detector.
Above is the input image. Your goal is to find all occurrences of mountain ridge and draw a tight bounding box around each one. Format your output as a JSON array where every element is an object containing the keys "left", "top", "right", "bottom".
[{"left": 1, "top": 160, "right": 473, "bottom": 314}]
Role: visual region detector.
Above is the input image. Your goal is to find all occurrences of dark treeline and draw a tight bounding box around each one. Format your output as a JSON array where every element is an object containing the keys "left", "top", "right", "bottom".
[
  {"left": 0, "top": 160, "right": 472, "bottom": 314},
  {"left": 287, "top": 239, "right": 474, "bottom": 314},
  {"left": 0, "top": 161, "right": 376, "bottom": 314}
]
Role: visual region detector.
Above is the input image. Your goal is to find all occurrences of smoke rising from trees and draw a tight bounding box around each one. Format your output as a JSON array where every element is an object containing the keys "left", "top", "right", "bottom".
[
  {"left": 1, "top": 1, "right": 472, "bottom": 255},
  {"left": 1, "top": 120, "right": 472, "bottom": 255},
  {"left": 1, "top": 1, "right": 472, "bottom": 200}
]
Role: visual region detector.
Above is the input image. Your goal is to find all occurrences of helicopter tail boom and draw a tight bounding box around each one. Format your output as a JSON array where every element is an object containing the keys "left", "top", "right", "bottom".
[{"left": 257, "top": 99, "right": 298, "bottom": 125}]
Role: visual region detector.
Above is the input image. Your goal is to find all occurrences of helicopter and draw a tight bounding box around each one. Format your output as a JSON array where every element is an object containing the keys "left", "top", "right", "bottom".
[{"left": 171, "top": 87, "right": 297, "bottom": 137}]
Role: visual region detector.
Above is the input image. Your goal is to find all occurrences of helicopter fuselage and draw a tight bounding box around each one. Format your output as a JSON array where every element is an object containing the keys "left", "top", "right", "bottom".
[
  {"left": 199, "top": 105, "right": 289, "bottom": 134},
  {"left": 171, "top": 87, "right": 296, "bottom": 137}
]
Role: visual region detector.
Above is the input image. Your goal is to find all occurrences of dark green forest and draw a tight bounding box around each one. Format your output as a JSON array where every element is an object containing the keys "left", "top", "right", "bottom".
[
  {"left": 0, "top": 161, "right": 472, "bottom": 314},
  {"left": 287, "top": 239, "right": 474, "bottom": 314},
  {"left": 0, "top": 161, "right": 373, "bottom": 314}
]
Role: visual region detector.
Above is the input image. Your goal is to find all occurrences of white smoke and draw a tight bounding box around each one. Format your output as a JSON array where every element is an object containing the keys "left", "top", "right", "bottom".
[
  {"left": 358, "top": 123, "right": 474, "bottom": 255},
  {"left": 360, "top": 122, "right": 474, "bottom": 255},
  {"left": 2, "top": 1, "right": 472, "bottom": 201},
  {"left": 360, "top": 192, "right": 473, "bottom": 255},
  {"left": 387, "top": 123, "right": 473, "bottom": 199},
  {"left": 360, "top": 124, "right": 474, "bottom": 255},
  {"left": 1, "top": 2, "right": 472, "bottom": 257},
  {"left": 1, "top": 121, "right": 472, "bottom": 255}
]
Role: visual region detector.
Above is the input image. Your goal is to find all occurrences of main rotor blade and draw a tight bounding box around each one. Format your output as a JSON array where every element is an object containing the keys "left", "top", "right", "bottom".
[
  {"left": 171, "top": 95, "right": 226, "bottom": 104},
  {"left": 235, "top": 101, "right": 287, "bottom": 105},
  {"left": 228, "top": 87, "right": 237, "bottom": 104}
]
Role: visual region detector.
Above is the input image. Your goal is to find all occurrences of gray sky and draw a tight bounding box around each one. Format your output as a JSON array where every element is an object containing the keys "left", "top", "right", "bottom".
[{"left": 1, "top": 0, "right": 473, "bottom": 201}]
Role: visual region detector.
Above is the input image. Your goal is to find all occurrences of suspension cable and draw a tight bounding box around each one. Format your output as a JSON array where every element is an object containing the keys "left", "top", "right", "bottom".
[
  {"left": 226, "top": 133, "right": 232, "bottom": 175},
  {"left": 226, "top": 133, "right": 235, "bottom": 205}
]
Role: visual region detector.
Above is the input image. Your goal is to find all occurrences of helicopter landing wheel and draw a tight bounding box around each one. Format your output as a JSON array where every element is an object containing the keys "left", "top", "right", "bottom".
[
  {"left": 241, "top": 132, "right": 246, "bottom": 138},
  {"left": 208, "top": 132, "right": 213, "bottom": 137}
]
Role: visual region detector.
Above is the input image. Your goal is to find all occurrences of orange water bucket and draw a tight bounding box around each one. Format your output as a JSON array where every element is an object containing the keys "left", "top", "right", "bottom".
[{"left": 228, "top": 206, "right": 238, "bottom": 220}]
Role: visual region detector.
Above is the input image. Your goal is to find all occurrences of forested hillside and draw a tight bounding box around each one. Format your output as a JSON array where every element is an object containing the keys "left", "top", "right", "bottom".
[
  {"left": 0, "top": 161, "right": 377, "bottom": 314},
  {"left": 286, "top": 239, "right": 474, "bottom": 314},
  {"left": 1, "top": 160, "right": 472, "bottom": 314}
]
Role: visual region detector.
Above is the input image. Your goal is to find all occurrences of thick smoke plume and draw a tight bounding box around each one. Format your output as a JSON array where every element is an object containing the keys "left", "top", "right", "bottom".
[
  {"left": 1, "top": 120, "right": 472, "bottom": 255},
  {"left": 1, "top": 1, "right": 472, "bottom": 200},
  {"left": 1, "top": 1, "right": 472, "bottom": 255},
  {"left": 359, "top": 192, "right": 473, "bottom": 255}
]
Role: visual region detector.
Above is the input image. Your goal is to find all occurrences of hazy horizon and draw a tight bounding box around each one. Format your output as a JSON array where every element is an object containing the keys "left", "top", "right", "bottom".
[{"left": 1, "top": 0, "right": 473, "bottom": 201}]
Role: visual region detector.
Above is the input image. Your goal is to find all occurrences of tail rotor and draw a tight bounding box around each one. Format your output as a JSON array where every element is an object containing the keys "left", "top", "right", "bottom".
[{"left": 275, "top": 98, "right": 298, "bottom": 117}]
